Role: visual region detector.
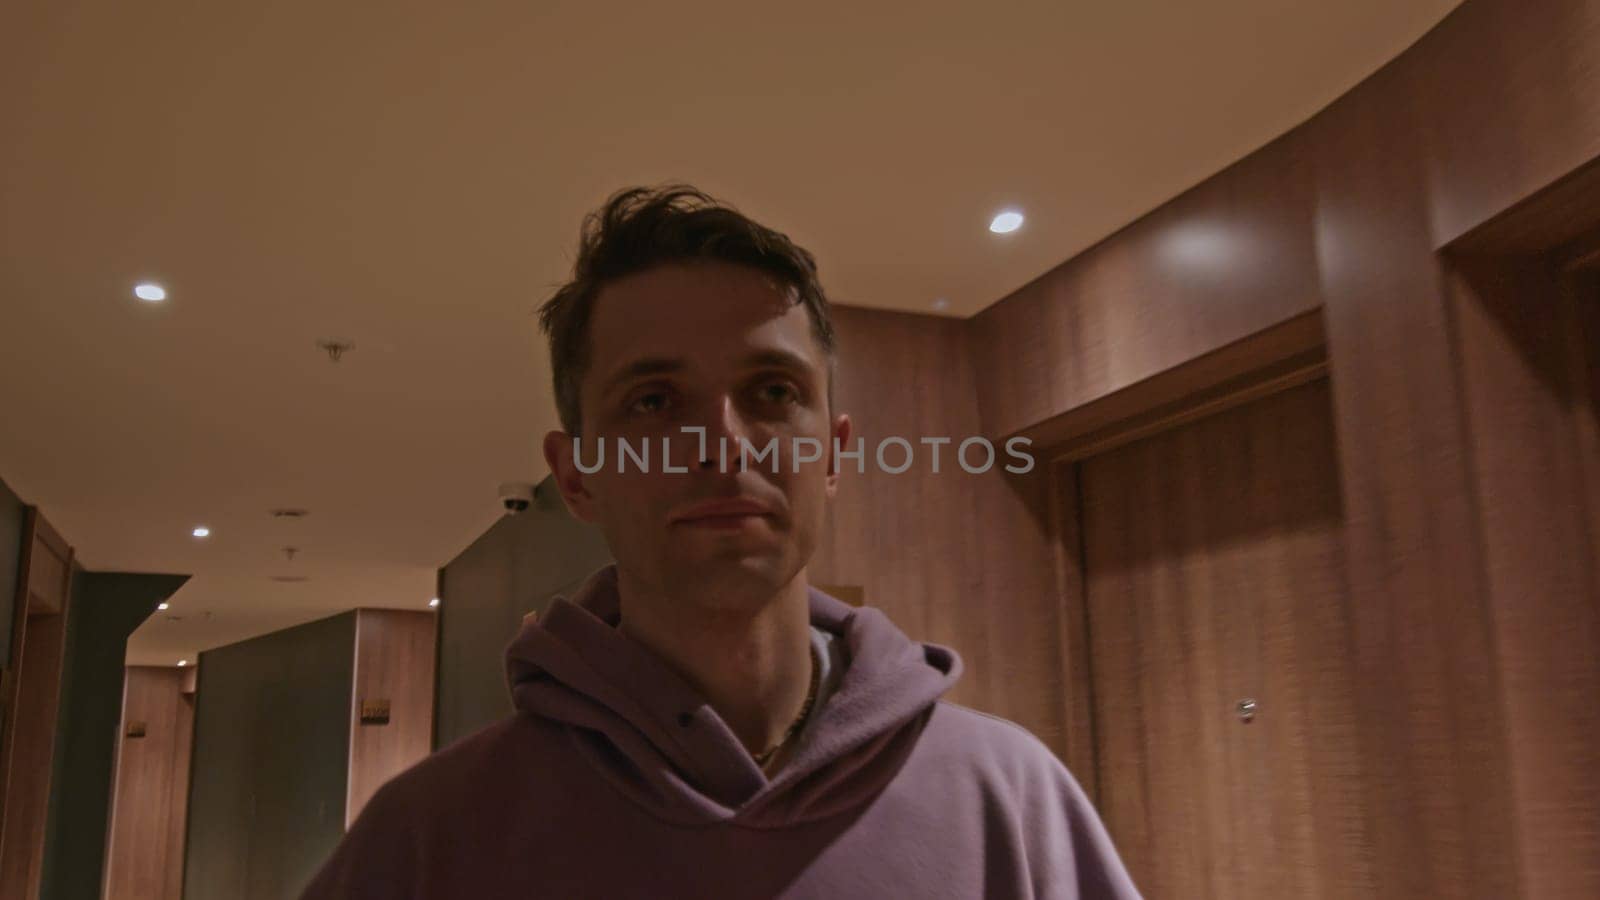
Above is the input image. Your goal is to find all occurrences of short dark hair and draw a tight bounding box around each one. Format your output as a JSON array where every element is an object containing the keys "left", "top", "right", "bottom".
[{"left": 537, "top": 184, "right": 837, "bottom": 435}]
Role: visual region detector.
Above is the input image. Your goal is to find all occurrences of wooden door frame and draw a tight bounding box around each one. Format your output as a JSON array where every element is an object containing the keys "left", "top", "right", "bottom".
[{"left": 0, "top": 507, "right": 75, "bottom": 900}]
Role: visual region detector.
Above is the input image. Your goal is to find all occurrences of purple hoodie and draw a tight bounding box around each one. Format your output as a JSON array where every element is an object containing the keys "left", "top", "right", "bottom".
[{"left": 302, "top": 567, "right": 1141, "bottom": 899}]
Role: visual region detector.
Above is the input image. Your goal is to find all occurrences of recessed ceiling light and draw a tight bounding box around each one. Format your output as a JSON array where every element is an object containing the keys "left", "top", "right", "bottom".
[
  {"left": 177, "top": 659, "right": 189, "bottom": 667},
  {"left": 192, "top": 526, "right": 210, "bottom": 538},
  {"left": 429, "top": 597, "right": 440, "bottom": 608},
  {"left": 989, "top": 210, "right": 1024, "bottom": 234},
  {"left": 932, "top": 297, "right": 950, "bottom": 311},
  {"left": 157, "top": 602, "right": 169, "bottom": 611},
  {"left": 134, "top": 283, "right": 167, "bottom": 302}
]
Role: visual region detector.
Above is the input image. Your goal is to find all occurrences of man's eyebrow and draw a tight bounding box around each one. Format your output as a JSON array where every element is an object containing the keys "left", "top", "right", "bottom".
[
  {"left": 741, "top": 349, "right": 817, "bottom": 376},
  {"left": 598, "top": 357, "right": 686, "bottom": 400}
]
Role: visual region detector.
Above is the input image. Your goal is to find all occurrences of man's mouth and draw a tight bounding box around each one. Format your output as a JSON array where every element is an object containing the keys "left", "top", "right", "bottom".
[
  {"left": 669, "top": 498, "right": 775, "bottom": 529},
  {"left": 678, "top": 513, "right": 768, "bottom": 530}
]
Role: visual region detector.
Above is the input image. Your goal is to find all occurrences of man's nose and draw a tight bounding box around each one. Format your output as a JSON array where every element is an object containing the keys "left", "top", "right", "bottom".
[{"left": 692, "top": 395, "right": 750, "bottom": 470}]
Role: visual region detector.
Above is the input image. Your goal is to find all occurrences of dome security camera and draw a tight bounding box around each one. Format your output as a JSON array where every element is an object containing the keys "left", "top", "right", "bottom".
[{"left": 498, "top": 482, "right": 536, "bottom": 514}]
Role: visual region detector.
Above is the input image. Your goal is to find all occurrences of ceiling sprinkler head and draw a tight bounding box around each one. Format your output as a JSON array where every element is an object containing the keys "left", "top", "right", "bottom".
[{"left": 316, "top": 339, "right": 355, "bottom": 363}]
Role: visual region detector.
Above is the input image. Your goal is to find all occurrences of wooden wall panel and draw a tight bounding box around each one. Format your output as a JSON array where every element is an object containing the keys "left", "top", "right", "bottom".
[
  {"left": 104, "top": 666, "right": 193, "bottom": 900},
  {"left": 1048, "top": 463, "right": 1097, "bottom": 800},
  {"left": 810, "top": 584, "right": 863, "bottom": 607},
  {"left": 1574, "top": 274, "right": 1600, "bottom": 570},
  {"left": 1420, "top": 0, "right": 1600, "bottom": 247},
  {"left": 1305, "top": 59, "right": 1521, "bottom": 899},
  {"left": 814, "top": 306, "right": 1069, "bottom": 755},
  {"left": 346, "top": 609, "right": 437, "bottom": 827},
  {"left": 814, "top": 306, "right": 978, "bottom": 699},
  {"left": 965, "top": 463, "right": 1067, "bottom": 750},
  {"left": 1444, "top": 257, "right": 1600, "bottom": 899},
  {"left": 971, "top": 129, "right": 1323, "bottom": 440}
]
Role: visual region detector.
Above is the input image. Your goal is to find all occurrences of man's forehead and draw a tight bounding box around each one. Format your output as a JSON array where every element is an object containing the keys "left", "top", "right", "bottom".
[
  {"left": 587, "top": 263, "right": 819, "bottom": 368},
  {"left": 592, "top": 262, "right": 793, "bottom": 328}
]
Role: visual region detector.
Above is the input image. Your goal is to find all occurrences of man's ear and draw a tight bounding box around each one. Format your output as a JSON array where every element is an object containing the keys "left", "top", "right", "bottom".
[
  {"left": 825, "top": 413, "right": 852, "bottom": 497},
  {"left": 542, "top": 430, "right": 598, "bottom": 522}
]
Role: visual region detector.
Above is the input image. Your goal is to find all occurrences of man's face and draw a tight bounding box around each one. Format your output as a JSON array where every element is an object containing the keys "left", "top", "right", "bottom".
[{"left": 544, "top": 261, "right": 850, "bottom": 610}]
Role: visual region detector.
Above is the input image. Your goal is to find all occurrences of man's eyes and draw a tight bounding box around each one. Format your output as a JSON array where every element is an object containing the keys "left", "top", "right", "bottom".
[
  {"left": 621, "top": 378, "right": 804, "bottom": 418},
  {"left": 626, "top": 389, "right": 672, "bottom": 415},
  {"left": 755, "top": 380, "right": 802, "bottom": 406}
]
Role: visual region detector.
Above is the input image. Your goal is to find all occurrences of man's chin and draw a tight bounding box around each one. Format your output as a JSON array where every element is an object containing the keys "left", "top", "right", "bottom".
[
  {"left": 669, "top": 522, "right": 783, "bottom": 557},
  {"left": 664, "top": 552, "right": 793, "bottom": 606}
]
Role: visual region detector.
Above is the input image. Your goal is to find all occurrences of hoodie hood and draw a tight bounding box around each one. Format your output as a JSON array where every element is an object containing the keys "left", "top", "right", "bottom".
[{"left": 504, "top": 566, "right": 962, "bottom": 828}]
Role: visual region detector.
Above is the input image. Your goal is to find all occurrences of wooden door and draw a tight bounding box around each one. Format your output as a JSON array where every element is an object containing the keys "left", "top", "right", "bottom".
[{"left": 1078, "top": 379, "right": 1372, "bottom": 899}]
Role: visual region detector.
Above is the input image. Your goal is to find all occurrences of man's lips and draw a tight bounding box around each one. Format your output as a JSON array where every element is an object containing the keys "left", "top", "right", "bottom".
[{"left": 669, "top": 498, "right": 775, "bottom": 527}]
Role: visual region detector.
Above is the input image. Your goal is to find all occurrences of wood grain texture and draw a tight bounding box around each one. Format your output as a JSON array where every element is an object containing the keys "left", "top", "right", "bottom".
[
  {"left": 1032, "top": 311, "right": 1327, "bottom": 463},
  {"left": 970, "top": 128, "right": 1323, "bottom": 440},
  {"left": 811, "top": 585, "right": 863, "bottom": 607},
  {"left": 1572, "top": 273, "right": 1600, "bottom": 573},
  {"left": 1445, "top": 256, "right": 1600, "bottom": 899},
  {"left": 1419, "top": 0, "right": 1600, "bottom": 247},
  {"left": 813, "top": 306, "right": 1069, "bottom": 755},
  {"left": 1048, "top": 462, "right": 1097, "bottom": 802},
  {"left": 1446, "top": 155, "right": 1600, "bottom": 258},
  {"left": 1082, "top": 380, "right": 1371, "bottom": 900},
  {"left": 0, "top": 508, "right": 73, "bottom": 900},
  {"left": 104, "top": 666, "right": 194, "bottom": 900},
  {"left": 346, "top": 609, "right": 437, "bottom": 827},
  {"left": 1307, "top": 58, "right": 1522, "bottom": 899}
]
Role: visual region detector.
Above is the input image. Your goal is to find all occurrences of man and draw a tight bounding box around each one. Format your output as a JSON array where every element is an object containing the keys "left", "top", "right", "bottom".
[{"left": 303, "top": 185, "right": 1140, "bottom": 899}]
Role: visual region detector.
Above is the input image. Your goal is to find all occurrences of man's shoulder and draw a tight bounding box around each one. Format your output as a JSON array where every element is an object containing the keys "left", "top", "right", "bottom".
[
  {"left": 304, "top": 715, "right": 558, "bottom": 898},
  {"left": 919, "top": 700, "right": 1079, "bottom": 787},
  {"left": 919, "top": 705, "right": 1142, "bottom": 898},
  {"left": 927, "top": 701, "right": 1061, "bottom": 756},
  {"left": 362, "top": 714, "right": 556, "bottom": 818}
]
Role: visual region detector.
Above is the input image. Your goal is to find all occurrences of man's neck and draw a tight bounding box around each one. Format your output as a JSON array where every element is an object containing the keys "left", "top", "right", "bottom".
[{"left": 615, "top": 567, "right": 814, "bottom": 761}]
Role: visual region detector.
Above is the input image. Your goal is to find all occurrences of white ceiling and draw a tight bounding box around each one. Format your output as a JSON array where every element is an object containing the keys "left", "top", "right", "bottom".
[{"left": 0, "top": 0, "right": 1461, "bottom": 665}]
